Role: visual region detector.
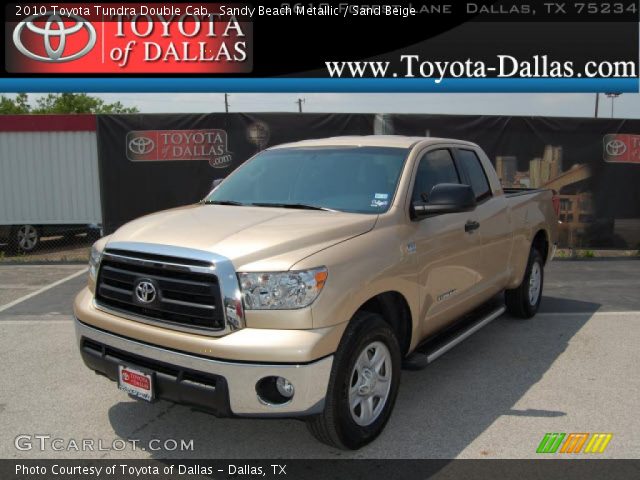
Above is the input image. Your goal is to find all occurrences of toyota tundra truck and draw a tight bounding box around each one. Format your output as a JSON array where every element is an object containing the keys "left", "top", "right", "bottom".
[{"left": 74, "top": 136, "right": 557, "bottom": 449}]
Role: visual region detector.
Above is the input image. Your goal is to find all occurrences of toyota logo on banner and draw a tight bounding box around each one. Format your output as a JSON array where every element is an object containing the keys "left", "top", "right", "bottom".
[
  {"left": 603, "top": 134, "right": 640, "bottom": 164},
  {"left": 128, "top": 136, "right": 156, "bottom": 156},
  {"left": 12, "top": 12, "right": 96, "bottom": 62},
  {"left": 605, "top": 139, "right": 627, "bottom": 157},
  {"left": 125, "top": 129, "right": 234, "bottom": 168}
]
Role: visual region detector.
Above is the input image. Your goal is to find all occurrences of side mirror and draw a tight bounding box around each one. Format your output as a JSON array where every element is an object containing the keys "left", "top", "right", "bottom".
[
  {"left": 412, "top": 183, "right": 476, "bottom": 220},
  {"left": 212, "top": 178, "right": 224, "bottom": 190}
]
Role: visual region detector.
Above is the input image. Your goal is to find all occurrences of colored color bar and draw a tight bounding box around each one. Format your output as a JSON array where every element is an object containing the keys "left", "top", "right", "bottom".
[
  {"left": 598, "top": 434, "right": 613, "bottom": 453},
  {"left": 585, "top": 433, "right": 613, "bottom": 453},
  {"left": 537, "top": 433, "right": 566, "bottom": 453},
  {"left": 536, "top": 433, "right": 553, "bottom": 453},
  {"left": 561, "top": 433, "right": 589, "bottom": 453}
]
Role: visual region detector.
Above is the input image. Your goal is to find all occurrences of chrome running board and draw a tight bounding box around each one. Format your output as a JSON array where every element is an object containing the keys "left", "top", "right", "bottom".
[{"left": 425, "top": 305, "right": 506, "bottom": 363}]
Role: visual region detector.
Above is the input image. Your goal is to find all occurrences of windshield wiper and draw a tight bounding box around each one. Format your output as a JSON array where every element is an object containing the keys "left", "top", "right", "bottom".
[
  {"left": 203, "top": 200, "right": 246, "bottom": 206},
  {"left": 250, "top": 202, "right": 335, "bottom": 212}
]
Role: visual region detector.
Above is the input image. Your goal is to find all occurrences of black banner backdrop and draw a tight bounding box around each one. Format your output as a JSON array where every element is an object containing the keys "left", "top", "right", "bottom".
[
  {"left": 97, "top": 113, "right": 640, "bottom": 249},
  {"left": 96, "top": 113, "right": 374, "bottom": 233},
  {"left": 384, "top": 114, "right": 640, "bottom": 249}
]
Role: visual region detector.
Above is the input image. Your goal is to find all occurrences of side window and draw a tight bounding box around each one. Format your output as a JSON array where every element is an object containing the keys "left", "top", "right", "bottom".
[
  {"left": 412, "top": 149, "right": 460, "bottom": 202},
  {"left": 457, "top": 149, "right": 491, "bottom": 201}
]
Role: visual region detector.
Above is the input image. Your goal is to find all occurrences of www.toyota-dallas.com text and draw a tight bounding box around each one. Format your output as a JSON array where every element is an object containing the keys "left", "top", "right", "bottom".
[{"left": 326, "top": 55, "right": 637, "bottom": 83}]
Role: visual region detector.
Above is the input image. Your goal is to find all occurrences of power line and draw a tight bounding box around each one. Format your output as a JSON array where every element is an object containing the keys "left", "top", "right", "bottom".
[{"left": 296, "top": 98, "right": 305, "bottom": 113}]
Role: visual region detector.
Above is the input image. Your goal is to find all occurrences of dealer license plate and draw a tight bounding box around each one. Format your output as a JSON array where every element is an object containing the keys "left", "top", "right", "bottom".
[{"left": 118, "top": 364, "right": 155, "bottom": 402}]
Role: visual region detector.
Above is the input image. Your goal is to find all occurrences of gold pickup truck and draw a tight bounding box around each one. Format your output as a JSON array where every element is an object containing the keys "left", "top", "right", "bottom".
[{"left": 75, "top": 136, "right": 557, "bottom": 449}]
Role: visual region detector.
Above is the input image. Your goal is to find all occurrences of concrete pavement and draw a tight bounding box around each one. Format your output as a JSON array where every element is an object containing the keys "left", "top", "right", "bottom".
[{"left": 0, "top": 260, "right": 638, "bottom": 459}]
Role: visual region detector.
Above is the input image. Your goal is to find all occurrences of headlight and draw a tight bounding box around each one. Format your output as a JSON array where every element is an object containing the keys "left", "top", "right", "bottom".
[
  {"left": 239, "top": 267, "right": 328, "bottom": 310},
  {"left": 88, "top": 244, "right": 103, "bottom": 282}
]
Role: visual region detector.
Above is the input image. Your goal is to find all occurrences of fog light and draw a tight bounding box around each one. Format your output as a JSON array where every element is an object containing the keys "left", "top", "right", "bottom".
[
  {"left": 256, "top": 376, "right": 295, "bottom": 405},
  {"left": 276, "top": 377, "right": 294, "bottom": 398}
]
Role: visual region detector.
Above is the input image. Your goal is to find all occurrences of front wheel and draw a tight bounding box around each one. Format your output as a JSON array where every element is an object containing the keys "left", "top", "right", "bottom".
[
  {"left": 506, "top": 248, "right": 544, "bottom": 318},
  {"left": 306, "top": 312, "right": 401, "bottom": 449}
]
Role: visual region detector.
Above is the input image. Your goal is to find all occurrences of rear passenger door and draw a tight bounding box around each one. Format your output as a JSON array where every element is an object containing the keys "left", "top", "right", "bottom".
[{"left": 454, "top": 148, "right": 512, "bottom": 296}]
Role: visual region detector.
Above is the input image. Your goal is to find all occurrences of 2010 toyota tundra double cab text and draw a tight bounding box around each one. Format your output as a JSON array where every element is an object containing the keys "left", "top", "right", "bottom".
[{"left": 75, "top": 136, "right": 558, "bottom": 449}]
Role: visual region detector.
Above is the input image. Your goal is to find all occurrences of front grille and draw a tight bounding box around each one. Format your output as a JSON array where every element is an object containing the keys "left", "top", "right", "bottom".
[{"left": 95, "top": 251, "right": 225, "bottom": 331}]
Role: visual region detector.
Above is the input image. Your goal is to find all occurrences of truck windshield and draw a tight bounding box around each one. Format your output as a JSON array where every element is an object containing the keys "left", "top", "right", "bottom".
[{"left": 205, "top": 146, "right": 408, "bottom": 214}]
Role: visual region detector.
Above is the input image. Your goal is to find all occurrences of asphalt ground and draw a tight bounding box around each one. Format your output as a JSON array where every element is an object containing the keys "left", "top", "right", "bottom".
[{"left": 0, "top": 260, "right": 638, "bottom": 459}]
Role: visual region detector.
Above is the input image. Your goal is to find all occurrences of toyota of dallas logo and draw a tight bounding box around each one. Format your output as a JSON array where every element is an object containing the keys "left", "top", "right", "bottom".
[
  {"left": 605, "top": 138, "right": 627, "bottom": 157},
  {"left": 128, "top": 136, "right": 156, "bottom": 156},
  {"left": 12, "top": 12, "right": 96, "bottom": 62},
  {"left": 603, "top": 134, "right": 640, "bottom": 164}
]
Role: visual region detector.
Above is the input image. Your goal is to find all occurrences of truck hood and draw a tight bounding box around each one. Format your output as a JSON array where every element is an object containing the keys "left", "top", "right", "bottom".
[{"left": 107, "top": 204, "right": 377, "bottom": 271}]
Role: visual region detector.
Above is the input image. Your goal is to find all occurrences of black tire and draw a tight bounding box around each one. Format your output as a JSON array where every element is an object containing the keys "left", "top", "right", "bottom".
[
  {"left": 8, "top": 225, "right": 40, "bottom": 253},
  {"left": 506, "top": 248, "right": 544, "bottom": 318},
  {"left": 306, "top": 311, "right": 401, "bottom": 449}
]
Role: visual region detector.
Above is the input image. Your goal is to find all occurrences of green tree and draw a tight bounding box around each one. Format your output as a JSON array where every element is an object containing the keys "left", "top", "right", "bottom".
[
  {"left": 0, "top": 93, "right": 30, "bottom": 113},
  {"left": 0, "top": 93, "right": 138, "bottom": 114}
]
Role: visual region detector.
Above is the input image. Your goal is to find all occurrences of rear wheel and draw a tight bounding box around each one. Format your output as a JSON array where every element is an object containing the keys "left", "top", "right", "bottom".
[
  {"left": 506, "top": 248, "right": 544, "bottom": 318},
  {"left": 306, "top": 311, "right": 401, "bottom": 449}
]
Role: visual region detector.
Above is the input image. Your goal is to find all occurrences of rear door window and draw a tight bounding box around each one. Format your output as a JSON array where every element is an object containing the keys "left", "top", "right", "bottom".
[{"left": 457, "top": 149, "right": 491, "bottom": 201}]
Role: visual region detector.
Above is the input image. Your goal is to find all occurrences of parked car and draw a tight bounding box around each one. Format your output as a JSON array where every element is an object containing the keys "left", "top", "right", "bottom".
[
  {"left": 0, "top": 224, "right": 101, "bottom": 253},
  {"left": 74, "top": 136, "right": 557, "bottom": 449}
]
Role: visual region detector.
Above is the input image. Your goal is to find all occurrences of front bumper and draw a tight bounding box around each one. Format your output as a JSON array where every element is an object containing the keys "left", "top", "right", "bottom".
[{"left": 75, "top": 318, "right": 333, "bottom": 417}]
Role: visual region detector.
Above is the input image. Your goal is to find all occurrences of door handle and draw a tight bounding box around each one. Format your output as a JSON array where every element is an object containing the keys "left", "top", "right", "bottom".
[{"left": 465, "top": 220, "right": 480, "bottom": 233}]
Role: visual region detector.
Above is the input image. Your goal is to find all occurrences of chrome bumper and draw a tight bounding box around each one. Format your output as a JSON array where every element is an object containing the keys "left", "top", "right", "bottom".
[{"left": 75, "top": 318, "right": 333, "bottom": 416}]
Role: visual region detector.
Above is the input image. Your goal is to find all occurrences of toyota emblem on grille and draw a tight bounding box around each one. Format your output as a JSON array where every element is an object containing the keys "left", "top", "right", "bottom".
[{"left": 134, "top": 279, "right": 157, "bottom": 304}]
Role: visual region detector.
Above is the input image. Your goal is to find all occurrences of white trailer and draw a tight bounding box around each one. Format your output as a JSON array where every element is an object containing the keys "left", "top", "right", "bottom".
[{"left": 0, "top": 115, "right": 102, "bottom": 252}]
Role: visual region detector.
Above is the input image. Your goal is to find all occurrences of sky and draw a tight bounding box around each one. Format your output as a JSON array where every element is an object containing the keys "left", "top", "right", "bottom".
[{"left": 7, "top": 92, "right": 640, "bottom": 118}]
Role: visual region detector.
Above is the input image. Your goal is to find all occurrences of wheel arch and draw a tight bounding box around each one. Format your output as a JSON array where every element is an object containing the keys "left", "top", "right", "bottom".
[
  {"left": 351, "top": 291, "right": 413, "bottom": 357},
  {"left": 532, "top": 228, "right": 550, "bottom": 264}
]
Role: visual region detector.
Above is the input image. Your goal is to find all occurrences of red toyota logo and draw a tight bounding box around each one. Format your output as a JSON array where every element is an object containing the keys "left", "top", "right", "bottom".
[{"left": 13, "top": 12, "right": 97, "bottom": 62}]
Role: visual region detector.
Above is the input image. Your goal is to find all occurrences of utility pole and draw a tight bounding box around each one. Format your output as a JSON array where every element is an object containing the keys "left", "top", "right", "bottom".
[
  {"left": 296, "top": 98, "right": 305, "bottom": 113},
  {"left": 605, "top": 93, "right": 621, "bottom": 118},
  {"left": 224, "top": 93, "right": 230, "bottom": 113},
  {"left": 594, "top": 93, "right": 599, "bottom": 118}
]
